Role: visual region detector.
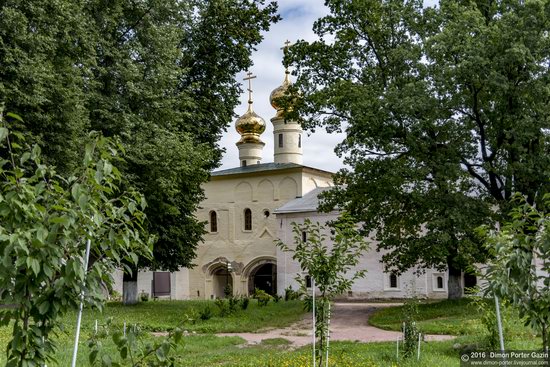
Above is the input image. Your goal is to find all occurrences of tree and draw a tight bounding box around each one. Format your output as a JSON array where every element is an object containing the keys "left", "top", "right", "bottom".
[
  {"left": 0, "top": 111, "right": 152, "bottom": 366},
  {"left": 0, "top": 0, "right": 280, "bottom": 303},
  {"left": 276, "top": 215, "right": 369, "bottom": 366},
  {"left": 286, "top": 0, "right": 550, "bottom": 298},
  {"left": 484, "top": 194, "right": 550, "bottom": 352}
]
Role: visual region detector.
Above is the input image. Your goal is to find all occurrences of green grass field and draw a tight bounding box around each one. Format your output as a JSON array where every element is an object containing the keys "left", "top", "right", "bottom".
[{"left": 0, "top": 298, "right": 544, "bottom": 366}]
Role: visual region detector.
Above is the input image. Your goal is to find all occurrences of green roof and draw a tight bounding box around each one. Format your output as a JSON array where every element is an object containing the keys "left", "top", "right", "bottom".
[{"left": 211, "top": 162, "right": 332, "bottom": 177}]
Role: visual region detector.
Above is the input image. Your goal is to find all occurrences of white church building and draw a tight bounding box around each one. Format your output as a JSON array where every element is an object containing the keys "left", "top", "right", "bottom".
[{"left": 115, "top": 67, "right": 456, "bottom": 301}]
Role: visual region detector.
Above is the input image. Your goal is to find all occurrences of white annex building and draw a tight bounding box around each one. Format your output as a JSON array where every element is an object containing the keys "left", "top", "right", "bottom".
[{"left": 115, "top": 66, "right": 460, "bottom": 301}]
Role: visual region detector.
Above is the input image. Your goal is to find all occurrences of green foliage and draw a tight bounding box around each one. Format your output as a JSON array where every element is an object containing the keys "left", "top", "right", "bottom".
[
  {"left": 401, "top": 296, "right": 420, "bottom": 359},
  {"left": 253, "top": 289, "right": 273, "bottom": 307},
  {"left": 470, "top": 295, "right": 512, "bottom": 349},
  {"left": 286, "top": 0, "right": 550, "bottom": 298},
  {"left": 0, "top": 0, "right": 280, "bottom": 285},
  {"left": 284, "top": 286, "right": 301, "bottom": 301},
  {"left": 214, "top": 299, "right": 230, "bottom": 317},
  {"left": 223, "top": 284, "right": 233, "bottom": 298},
  {"left": 199, "top": 306, "right": 214, "bottom": 321},
  {"left": 0, "top": 113, "right": 152, "bottom": 366},
  {"left": 484, "top": 194, "right": 550, "bottom": 351},
  {"left": 88, "top": 318, "right": 183, "bottom": 367},
  {"left": 276, "top": 215, "right": 369, "bottom": 366},
  {"left": 239, "top": 297, "right": 250, "bottom": 311}
]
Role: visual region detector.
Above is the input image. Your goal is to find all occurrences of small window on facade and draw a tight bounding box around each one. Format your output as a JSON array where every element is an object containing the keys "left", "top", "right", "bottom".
[
  {"left": 305, "top": 275, "right": 312, "bottom": 288},
  {"left": 242, "top": 160, "right": 247, "bottom": 167},
  {"left": 389, "top": 273, "right": 398, "bottom": 289},
  {"left": 436, "top": 275, "right": 444, "bottom": 289},
  {"left": 278, "top": 133, "right": 283, "bottom": 148},
  {"left": 244, "top": 208, "right": 252, "bottom": 231},
  {"left": 302, "top": 231, "right": 307, "bottom": 242},
  {"left": 210, "top": 211, "right": 217, "bottom": 233},
  {"left": 298, "top": 134, "right": 301, "bottom": 148}
]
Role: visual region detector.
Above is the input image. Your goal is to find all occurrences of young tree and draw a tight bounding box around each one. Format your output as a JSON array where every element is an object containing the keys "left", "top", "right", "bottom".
[
  {"left": 276, "top": 215, "right": 369, "bottom": 366},
  {"left": 0, "top": 111, "right": 152, "bottom": 366},
  {"left": 0, "top": 0, "right": 280, "bottom": 303},
  {"left": 286, "top": 0, "right": 550, "bottom": 298},
  {"left": 484, "top": 194, "right": 550, "bottom": 352}
]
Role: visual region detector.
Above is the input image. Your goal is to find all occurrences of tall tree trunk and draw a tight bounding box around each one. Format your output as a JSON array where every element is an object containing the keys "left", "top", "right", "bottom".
[
  {"left": 447, "top": 263, "right": 463, "bottom": 300},
  {"left": 123, "top": 267, "right": 139, "bottom": 305}
]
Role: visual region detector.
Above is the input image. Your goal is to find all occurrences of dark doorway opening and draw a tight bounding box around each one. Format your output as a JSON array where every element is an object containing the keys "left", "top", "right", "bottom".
[
  {"left": 249, "top": 263, "right": 277, "bottom": 296},
  {"left": 463, "top": 272, "right": 477, "bottom": 294}
]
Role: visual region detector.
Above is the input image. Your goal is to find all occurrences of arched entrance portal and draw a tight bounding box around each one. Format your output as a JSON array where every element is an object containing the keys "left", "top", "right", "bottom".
[
  {"left": 213, "top": 268, "right": 233, "bottom": 299},
  {"left": 248, "top": 263, "right": 277, "bottom": 296}
]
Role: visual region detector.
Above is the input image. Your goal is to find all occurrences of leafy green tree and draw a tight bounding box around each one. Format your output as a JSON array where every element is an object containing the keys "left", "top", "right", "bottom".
[
  {"left": 276, "top": 215, "right": 369, "bottom": 366},
  {"left": 0, "top": 0, "right": 280, "bottom": 303},
  {"left": 0, "top": 111, "right": 152, "bottom": 366},
  {"left": 484, "top": 194, "right": 550, "bottom": 352},
  {"left": 286, "top": 0, "right": 550, "bottom": 298}
]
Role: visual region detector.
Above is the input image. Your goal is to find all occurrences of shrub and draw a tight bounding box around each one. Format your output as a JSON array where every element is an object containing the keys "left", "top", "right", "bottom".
[
  {"left": 199, "top": 305, "right": 213, "bottom": 321},
  {"left": 239, "top": 296, "right": 250, "bottom": 310},
  {"left": 228, "top": 296, "right": 239, "bottom": 313},
  {"left": 215, "top": 298, "right": 230, "bottom": 317},
  {"left": 253, "top": 288, "right": 273, "bottom": 307},
  {"left": 284, "top": 286, "right": 300, "bottom": 301},
  {"left": 401, "top": 296, "right": 420, "bottom": 359}
]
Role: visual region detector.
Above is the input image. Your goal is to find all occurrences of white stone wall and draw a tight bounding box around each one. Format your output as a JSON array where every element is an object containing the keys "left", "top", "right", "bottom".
[{"left": 276, "top": 211, "right": 448, "bottom": 300}]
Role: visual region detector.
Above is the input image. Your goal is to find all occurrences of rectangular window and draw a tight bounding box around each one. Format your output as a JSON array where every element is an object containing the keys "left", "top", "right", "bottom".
[
  {"left": 305, "top": 275, "right": 312, "bottom": 288},
  {"left": 298, "top": 134, "right": 301, "bottom": 148},
  {"left": 302, "top": 231, "right": 307, "bottom": 242},
  {"left": 242, "top": 160, "right": 247, "bottom": 167},
  {"left": 278, "top": 133, "right": 283, "bottom": 148}
]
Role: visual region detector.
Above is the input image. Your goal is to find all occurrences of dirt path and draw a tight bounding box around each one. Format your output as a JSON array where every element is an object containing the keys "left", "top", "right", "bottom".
[{"left": 217, "top": 303, "right": 455, "bottom": 348}]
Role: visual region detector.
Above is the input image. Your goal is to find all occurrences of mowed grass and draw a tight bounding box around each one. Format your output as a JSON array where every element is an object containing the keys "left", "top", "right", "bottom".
[
  {"left": 368, "top": 298, "right": 537, "bottom": 340},
  {"left": 65, "top": 299, "right": 305, "bottom": 333},
  {"left": 0, "top": 299, "right": 305, "bottom": 366},
  {"left": 0, "top": 298, "right": 544, "bottom": 366}
]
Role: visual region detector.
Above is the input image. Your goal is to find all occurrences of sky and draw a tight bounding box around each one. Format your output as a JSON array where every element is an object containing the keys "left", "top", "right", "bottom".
[
  {"left": 218, "top": 0, "right": 439, "bottom": 173},
  {"left": 217, "top": 0, "right": 344, "bottom": 172}
]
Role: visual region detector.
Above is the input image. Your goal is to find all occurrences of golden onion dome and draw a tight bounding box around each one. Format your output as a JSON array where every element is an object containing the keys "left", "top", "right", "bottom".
[
  {"left": 235, "top": 104, "right": 266, "bottom": 145},
  {"left": 269, "top": 70, "right": 297, "bottom": 118}
]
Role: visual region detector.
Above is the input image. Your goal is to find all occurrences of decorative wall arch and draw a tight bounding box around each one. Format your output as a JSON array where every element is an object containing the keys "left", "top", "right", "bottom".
[
  {"left": 234, "top": 181, "right": 253, "bottom": 202},
  {"left": 257, "top": 179, "right": 275, "bottom": 202},
  {"left": 278, "top": 177, "right": 298, "bottom": 200}
]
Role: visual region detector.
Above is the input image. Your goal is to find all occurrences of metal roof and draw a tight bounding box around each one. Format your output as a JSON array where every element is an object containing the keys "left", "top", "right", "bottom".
[
  {"left": 211, "top": 162, "right": 333, "bottom": 177},
  {"left": 274, "top": 187, "right": 333, "bottom": 214}
]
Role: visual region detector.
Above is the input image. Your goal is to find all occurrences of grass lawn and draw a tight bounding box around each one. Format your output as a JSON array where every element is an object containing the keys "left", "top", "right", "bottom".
[
  {"left": 368, "top": 298, "right": 538, "bottom": 340},
  {"left": 0, "top": 298, "right": 545, "bottom": 366}
]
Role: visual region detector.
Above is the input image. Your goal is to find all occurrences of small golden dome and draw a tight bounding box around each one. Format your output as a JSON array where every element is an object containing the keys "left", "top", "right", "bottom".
[
  {"left": 235, "top": 105, "right": 266, "bottom": 144},
  {"left": 269, "top": 69, "right": 292, "bottom": 117}
]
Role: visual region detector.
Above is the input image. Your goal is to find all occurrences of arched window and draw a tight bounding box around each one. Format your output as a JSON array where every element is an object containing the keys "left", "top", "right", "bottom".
[
  {"left": 278, "top": 133, "right": 283, "bottom": 148},
  {"left": 298, "top": 134, "right": 302, "bottom": 148},
  {"left": 437, "top": 276, "right": 444, "bottom": 289},
  {"left": 389, "top": 273, "right": 398, "bottom": 289},
  {"left": 244, "top": 208, "right": 252, "bottom": 231},
  {"left": 209, "top": 211, "right": 217, "bottom": 233}
]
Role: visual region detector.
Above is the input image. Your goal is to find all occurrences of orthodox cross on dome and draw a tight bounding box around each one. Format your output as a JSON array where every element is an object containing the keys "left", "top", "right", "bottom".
[
  {"left": 280, "top": 39, "right": 292, "bottom": 51},
  {"left": 243, "top": 71, "right": 257, "bottom": 105}
]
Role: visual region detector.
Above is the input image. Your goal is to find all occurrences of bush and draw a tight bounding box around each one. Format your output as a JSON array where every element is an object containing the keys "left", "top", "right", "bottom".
[
  {"left": 140, "top": 290, "right": 149, "bottom": 302},
  {"left": 215, "top": 298, "right": 231, "bottom": 317},
  {"left": 239, "top": 296, "right": 250, "bottom": 310},
  {"left": 253, "top": 288, "right": 273, "bottom": 307},
  {"left": 401, "top": 296, "right": 420, "bottom": 359},
  {"left": 199, "top": 305, "right": 213, "bottom": 321},
  {"left": 285, "top": 286, "right": 300, "bottom": 301},
  {"left": 228, "top": 297, "right": 239, "bottom": 313}
]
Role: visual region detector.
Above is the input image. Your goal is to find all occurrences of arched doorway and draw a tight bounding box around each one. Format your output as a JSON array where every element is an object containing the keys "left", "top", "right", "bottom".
[
  {"left": 248, "top": 263, "right": 277, "bottom": 296},
  {"left": 213, "top": 267, "right": 233, "bottom": 299}
]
